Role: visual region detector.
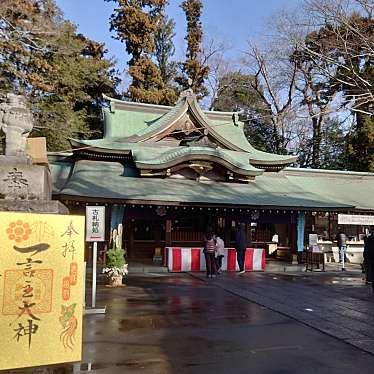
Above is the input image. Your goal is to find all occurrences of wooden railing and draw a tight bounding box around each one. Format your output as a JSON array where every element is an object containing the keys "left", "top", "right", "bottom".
[{"left": 171, "top": 230, "right": 204, "bottom": 242}]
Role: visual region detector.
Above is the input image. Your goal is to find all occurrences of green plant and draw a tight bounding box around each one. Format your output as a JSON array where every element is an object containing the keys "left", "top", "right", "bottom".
[
  {"left": 103, "top": 223, "right": 128, "bottom": 278},
  {"left": 106, "top": 247, "right": 126, "bottom": 269}
]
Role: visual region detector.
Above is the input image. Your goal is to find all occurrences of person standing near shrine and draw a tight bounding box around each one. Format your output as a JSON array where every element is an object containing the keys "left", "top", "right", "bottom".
[
  {"left": 203, "top": 228, "right": 217, "bottom": 278},
  {"left": 215, "top": 233, "right": 225, "bottom": 274},
  {"left": 335, "top": 229, "right": 347, "bottom": 266},
  {"left": 235, "top": 223, "right": 247, "bottom": 274},
  {"left": 364, "top": 229, "right": 374, "bottom": 293}
]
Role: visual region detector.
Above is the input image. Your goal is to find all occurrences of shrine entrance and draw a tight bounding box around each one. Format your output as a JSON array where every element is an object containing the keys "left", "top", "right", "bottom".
[
  {"left": 122, "top": 205, "right": 297, "bottom": 265},
  {"left": 125, "top": 219, "right": 166, "bottom": 260},
  {"left": 124, "top": 206, "right": 224, "bottom": 263}
]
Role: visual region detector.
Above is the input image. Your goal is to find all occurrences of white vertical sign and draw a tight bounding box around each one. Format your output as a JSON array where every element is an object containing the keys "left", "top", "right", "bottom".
[
  {"left": 86, "top": 206, "right": 105, "bottom": 242},
  {"left": 85, "top": 206, "right": 106, "bottom": 312}
]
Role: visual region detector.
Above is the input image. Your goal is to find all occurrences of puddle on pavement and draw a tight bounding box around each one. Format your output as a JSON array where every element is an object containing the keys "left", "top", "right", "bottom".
[
  {"left": 118, "top": 309, "right": 267, "bottom": 333},
  {"left": 119, "top": 316, "right": 168, "bottom": 331},
  {"left": 115, "top": 360, "right": 160, "bottom": 368},
  {"left": 118, "top": 315, "right": 201, "bottom": 331},
  {"left": 125, "top": 297, "right": 169, "bottom": 305}
]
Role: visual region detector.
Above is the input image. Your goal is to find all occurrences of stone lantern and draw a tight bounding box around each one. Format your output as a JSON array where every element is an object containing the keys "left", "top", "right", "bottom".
[
  {"left": 0, "top": 93, "right": 65, "bottom": 213},
  {"left": 0, "top": 93, "right": 33, "bottom": 157}
]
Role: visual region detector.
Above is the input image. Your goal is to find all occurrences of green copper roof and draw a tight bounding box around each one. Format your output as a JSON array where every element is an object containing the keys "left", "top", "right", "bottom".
[
  {"left": 100, "top": 93, "right": 296, "bottom": 167},
  {"left": 50, "top": 157, "right": 73, "bottom": 192},
  {"left": 102, "top": 107, "right": 163, "bottom": 138},
  {"left": 71, "top": 137, "right": 295, "bottom": 171},
  {"left": 130, "top": 99, "right": 186, "bottom": 138},
  {"left": 135, "top": 147, "right": 262, "bottom": 176},
  {"left": 209, "top": 119, "right": 255, "bottom": 152},
  {"left": 54, "top": 91, "right": 374, "bottom": 211},
  {"left": 70, "top": 138, "right": 176, "bottom": 161},
  {"left": 50, "top": 159, "right": 374, "bottom": 211},
  {"left": 69, "top": 139, "right": 261, "bottom": 176},
  {"left": 281, "top": 171, "right": 374, "bottom": 211}
]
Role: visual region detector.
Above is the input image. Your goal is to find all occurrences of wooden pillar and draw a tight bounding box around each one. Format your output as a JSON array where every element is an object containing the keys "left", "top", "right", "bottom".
[
  {"left": 105, "top": 205, "right": 111, "bottom": 243},
  {"left": 154, "top": 221, "right": 161, "bottom": 248},
  {"left": 224, "top": 218, "right": 231, "bottom": 247},
  {"left": 128, "top": 219, "right": 135, "bottom": 258},
  {"left": 328, "top": 214, "right": 332, "bottom": 240},
  {"left": 166, "top": 219, "right": 172, "bottom": 246},
  {"left": 289, "top": 212, "right": 299, "bottom": 263},
  {"left": 289, "top": 222, "right": 297, "bottom": 254},
  {"left": 246, "top": 223, "right": 252, "bottom": 247}
]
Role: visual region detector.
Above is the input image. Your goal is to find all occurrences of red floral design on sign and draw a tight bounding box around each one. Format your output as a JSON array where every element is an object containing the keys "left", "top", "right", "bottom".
[{"left": 6, "top": 221, "right": 32, "bottom": 243}]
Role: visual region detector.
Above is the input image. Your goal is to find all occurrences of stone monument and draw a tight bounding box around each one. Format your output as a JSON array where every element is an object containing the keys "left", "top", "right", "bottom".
[{"left": 0, "top": 93, "right": 67, "bottom": 213}]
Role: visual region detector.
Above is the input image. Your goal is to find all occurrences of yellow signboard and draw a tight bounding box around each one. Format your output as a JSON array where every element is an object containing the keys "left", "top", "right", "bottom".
[{"left": 0, "top": 212, "right": 85, "bottom": 371}]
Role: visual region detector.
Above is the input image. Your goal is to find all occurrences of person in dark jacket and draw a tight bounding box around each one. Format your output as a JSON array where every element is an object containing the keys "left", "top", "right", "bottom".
[
  {"left": 362, "top": 235, "right": 369, "bottom": 283},
  {"left": 364, "top": 231, "right": 374, "bottom": 293},
  {"left": 336, "top": 229, "right": 347, "bottom": 265},
  {"left": 235, "top": 223, "right": 247, "bottom": 274}
]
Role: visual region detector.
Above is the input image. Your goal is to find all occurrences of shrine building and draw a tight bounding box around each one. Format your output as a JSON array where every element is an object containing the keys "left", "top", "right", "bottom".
[{"left": 49, "top": 89, "right": 374, "bottom": 264}]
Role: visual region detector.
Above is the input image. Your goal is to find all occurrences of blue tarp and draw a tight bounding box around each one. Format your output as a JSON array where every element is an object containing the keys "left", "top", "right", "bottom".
[
  {"left": 110, "top": 204, "right": 125, "bottom": 231},
  {"left": 297, "top": 212, "right": 305, "bottom": 252}
]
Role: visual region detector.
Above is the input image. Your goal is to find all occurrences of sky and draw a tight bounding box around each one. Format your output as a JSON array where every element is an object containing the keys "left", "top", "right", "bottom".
[{"left": 56, "top": 0, "right": 302, "bottom": 73}]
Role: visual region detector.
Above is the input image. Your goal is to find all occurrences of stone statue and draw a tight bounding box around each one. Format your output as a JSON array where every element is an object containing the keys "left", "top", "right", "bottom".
[
  {"left": 0, "top": 93, "right": 33, "bottom": 157},
  {"left": 0, "top": 94, "right": 63, "bottom": 208}
]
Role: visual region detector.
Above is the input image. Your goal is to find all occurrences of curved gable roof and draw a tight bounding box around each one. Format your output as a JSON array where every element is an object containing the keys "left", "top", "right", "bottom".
[
  {"left": 79, "top": 92, "right": 297, "bottom": 171},
  {"left": 102, "top": 92, "right": 255, "bottom": 152}
]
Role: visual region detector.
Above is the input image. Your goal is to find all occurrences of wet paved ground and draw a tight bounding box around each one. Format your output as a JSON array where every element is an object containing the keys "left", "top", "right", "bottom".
[
  {"left": 81, "top": 271, "right": 374, "bottom": 373},
  {"left": 193, "top": 271, "right": 374, "bottom": 356}
]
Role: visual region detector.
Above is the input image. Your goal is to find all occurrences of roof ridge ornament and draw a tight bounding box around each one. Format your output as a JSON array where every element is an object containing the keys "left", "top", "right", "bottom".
[
  {"left": 179, "top": 88, "right": 195, "bottom": 100},
  {"left": 178, "top": 79, "right": 196, "bottom": 102}
]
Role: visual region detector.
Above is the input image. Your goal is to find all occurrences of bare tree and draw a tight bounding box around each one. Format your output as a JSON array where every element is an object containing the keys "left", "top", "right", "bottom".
[
  {"left": 273, "top": 7, "right": 340, "bottom": 167},
  {"left": 242, "top": 44, "right": 298, "bottom": 153},
  {"left": 261, "top": 0, "right": 373, "bottom": 168},
  {"left": 355, "top": 0, "right": 374, "bottom": 17},
  {"left": 204, "top": 53, "right": 233, "bottom": 110},
  {"left": 293, "top": 62, "right": 335, "bottom": 167},
  {"left": 290, "top": 0, "right": 374, "bottom": 116},
  {"left": 198, "top": 36, "right": 233, "bottom": 110}
]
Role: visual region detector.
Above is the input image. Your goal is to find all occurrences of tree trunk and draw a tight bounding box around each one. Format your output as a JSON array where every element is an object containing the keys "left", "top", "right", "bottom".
[{"left": 311, "top": 117, "right": 322, "bottom": 168}]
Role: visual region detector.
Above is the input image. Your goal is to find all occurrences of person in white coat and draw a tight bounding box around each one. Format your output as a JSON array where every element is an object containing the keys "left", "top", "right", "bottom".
[{"left": 215, "top": 234, "right": 225, "bottom": 274}]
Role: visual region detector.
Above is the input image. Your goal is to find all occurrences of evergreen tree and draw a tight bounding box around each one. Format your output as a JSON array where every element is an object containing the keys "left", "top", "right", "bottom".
[
  {"left": 345, "top": 58, "right": 374, "bottom": 171},
  {"left": 346, "top": 114, "right": 374, "bottom": 172},
  {"left": 176, "top": 0, "right": 209, "bottom": 100},
  {"left": 0, "top": 0, "right": 119, "bottom": 151},
  {"left": 0, "top": 0, "right": 61, "bottom": 96},
  {"left": 107, "top": 0, "right": 175, "bottom": 104},
  {"left": 319, "top": 118, "right": 347, "bottom": 170},
  {"left": 36, "top": 22, "right": 119, "bottom": 150},
  {"left": 154, "top": 11, "right": 177, "bottom": 92}
]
